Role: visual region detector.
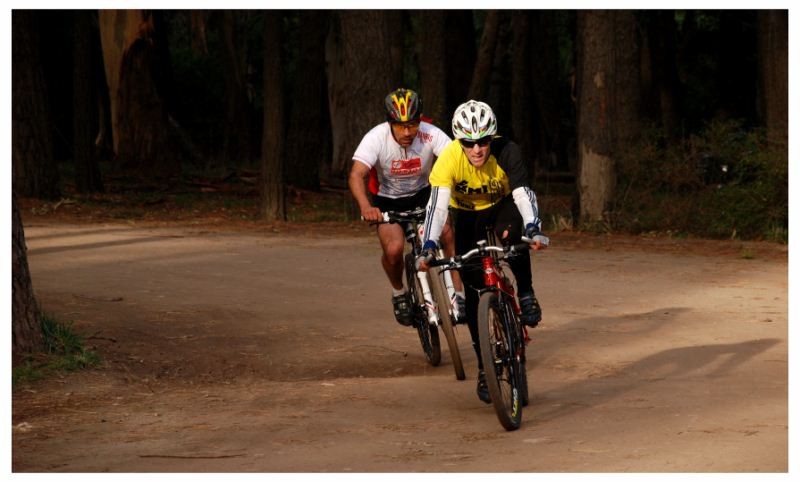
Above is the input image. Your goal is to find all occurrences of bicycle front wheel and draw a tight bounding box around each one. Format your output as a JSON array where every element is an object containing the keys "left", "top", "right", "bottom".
[
  {"left": 430, "top": 266, "right": 465, "bottom": 380},
  {"left": 478, "top": 291, "right": 523, "bottom": 431},
  {"left": 405, "top": 253, "right": 441, "bottom": 366}
]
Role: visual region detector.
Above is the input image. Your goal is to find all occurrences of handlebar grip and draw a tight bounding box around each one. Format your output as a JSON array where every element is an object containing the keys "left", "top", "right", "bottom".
[{"left": 521, "top": 234, "right": 550, "bottom": 246}]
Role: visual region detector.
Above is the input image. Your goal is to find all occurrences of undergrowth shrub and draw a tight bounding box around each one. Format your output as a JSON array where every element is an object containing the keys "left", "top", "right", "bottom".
[{"left": 614, "top": 119, "right": 787, "bottom": 241}]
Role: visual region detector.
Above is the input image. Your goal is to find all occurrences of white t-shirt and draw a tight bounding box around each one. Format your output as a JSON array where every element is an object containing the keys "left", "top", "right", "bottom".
[{"left": 352, "top": 121, "right": 451, "bottom": 199}]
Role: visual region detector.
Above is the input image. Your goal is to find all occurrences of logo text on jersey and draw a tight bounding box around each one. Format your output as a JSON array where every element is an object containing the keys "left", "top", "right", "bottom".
[{"left": 391, "top": 157, "right": 422, "bottom": 176}]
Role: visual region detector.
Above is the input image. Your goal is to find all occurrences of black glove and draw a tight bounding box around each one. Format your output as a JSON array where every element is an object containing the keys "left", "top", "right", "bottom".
[{"left": 524, "top": 223, "right": 542, "bottom": 239}]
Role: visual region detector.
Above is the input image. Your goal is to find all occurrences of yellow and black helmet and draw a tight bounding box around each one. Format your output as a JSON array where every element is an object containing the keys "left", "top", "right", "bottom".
[{"left": 384, "top": 88, "right": 421, "bottom": 123}]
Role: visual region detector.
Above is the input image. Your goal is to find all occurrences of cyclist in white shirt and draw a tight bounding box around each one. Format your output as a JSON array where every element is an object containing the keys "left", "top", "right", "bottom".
[{"left": 349, "top": 88, "right": 462, "bottom": 326}]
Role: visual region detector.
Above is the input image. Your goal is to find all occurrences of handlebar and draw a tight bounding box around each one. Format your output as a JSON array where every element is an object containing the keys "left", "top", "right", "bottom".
[
  {"left": 361, "top": 207, "right": 426, "bottom": 225},
  {"left": 521, "top": 234, "right": 550, "bottom": 246},
  {"left": 428, "top": 241, "right": 532, "bottom": 269}
]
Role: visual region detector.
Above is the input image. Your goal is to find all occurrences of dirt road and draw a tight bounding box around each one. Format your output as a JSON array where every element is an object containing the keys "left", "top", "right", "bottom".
[{"left": 12, "top": 222, "right": 788, "bottom": 472}]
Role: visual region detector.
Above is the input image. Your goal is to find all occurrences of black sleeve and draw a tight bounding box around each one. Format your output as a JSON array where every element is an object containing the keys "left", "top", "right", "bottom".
[{"left": 494, "top": 138, "right": 529, "bottom": 190}]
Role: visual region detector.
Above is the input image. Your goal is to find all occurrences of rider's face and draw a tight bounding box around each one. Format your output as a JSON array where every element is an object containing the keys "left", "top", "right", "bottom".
[
  {"left": 391, "top": 121, "right": 420, "bottom": 147},
  {"left": 460, "top": 138, "right": 492, "bottom": 168}
]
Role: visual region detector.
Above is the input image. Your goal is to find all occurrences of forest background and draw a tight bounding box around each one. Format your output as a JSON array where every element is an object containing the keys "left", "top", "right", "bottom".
[{"left": 10, "top": 8, "right": 788, "bottom": 239}]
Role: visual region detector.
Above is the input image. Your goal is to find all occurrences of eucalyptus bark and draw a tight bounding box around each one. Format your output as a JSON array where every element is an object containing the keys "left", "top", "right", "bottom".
[
  {"left": 576, "top": 11, "right": 640, "bottom": 223},
  {"left": 261, "top": 11, "right": 286, "bottom": 221},
  {"left": 98, "top": 10, "right": 177, "bottom": 177}
]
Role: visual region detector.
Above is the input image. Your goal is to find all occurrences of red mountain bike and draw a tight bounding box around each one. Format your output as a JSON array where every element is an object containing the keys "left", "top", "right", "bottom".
[{"left": 429, "top": 232, "right": 548, "bottom": 430}]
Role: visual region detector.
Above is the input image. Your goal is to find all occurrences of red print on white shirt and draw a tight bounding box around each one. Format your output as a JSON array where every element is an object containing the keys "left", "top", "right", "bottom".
[{"left": 391, "top": 158, "right": 422, "bottom": 176}]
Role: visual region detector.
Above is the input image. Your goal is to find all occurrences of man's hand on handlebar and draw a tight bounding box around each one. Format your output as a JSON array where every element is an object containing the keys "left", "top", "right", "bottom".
[
  {"left": 360, "top": 206, "right": 384, "bottom": 223},
  {"left": 523, "top": 223, "right": 549, "bottom": 251},
  {"left": 415, "top": 240, "right": 437, "bottom": 272}
]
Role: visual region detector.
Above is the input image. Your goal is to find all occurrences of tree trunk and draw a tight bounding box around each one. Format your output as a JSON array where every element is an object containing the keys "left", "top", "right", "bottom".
[
  {"left": 468, "top": 10, "right": 500, "bottom": 101},
  {"left": 641, "top": 11, "right": 681, "bottom": 139},
  {"left": 285, "top": 11, "right": 331, "bottom": 190},
  {"left": 12, "top": 193, "right": 43, "bottom": 360},
  {"left": 529, "top": 11, "right": 565, "bottom": 174},
  {"left": 98, "top": 10, "right": 178, "bottom": 177},
  {"left": 415, "top": 10, "right": 447, "bottom": 126},
  {"left": 261, "top": 11, "right": 286, "bottom": 221},
  {"left": 444, "top": 11, "right": 476, "bottom": 117},
  {"left": 73, "top": 10, "right": 104, "bottom": 193},
  {"left": 220, "top": 11, "right": 252, "bottom": 168},
  {"left": 510, "top": 12, "right": 533, "bottom": 175},
  {"left": 757, "top": 10, "right": 788, "bottom": 147},
  {"left": 12, "top": 11, "right": 60, "bottom": 200},
  {"left": 326, "top": 11, "right": 403, "bottom": 182},
  {"left": 576, "top": 11, "right": 640, "bottom": 224}
]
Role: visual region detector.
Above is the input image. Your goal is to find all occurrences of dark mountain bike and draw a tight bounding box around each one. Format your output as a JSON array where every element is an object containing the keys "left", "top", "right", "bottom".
[
  {"left": 372, "top": 208, "right": 465, "bottom": 379},
  {"left": 430, "top": 231, "right": 548, "bottom": 430}
]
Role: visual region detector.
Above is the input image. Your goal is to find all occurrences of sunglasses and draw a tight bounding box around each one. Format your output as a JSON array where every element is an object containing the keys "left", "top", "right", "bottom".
[
  {"left": 459, "top": 137, "right": 492, "bottom": 148},
  {"left": 392, "top": 121, "right": 420, "bottom": 130}
]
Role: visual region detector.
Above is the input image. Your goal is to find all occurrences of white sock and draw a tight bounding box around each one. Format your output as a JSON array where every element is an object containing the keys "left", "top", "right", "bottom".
[
  {"left": 456, "top": 290, "right": 465, "bottom": 299},
  {"left": 392, "top": 287, "right": 407, "bottom": 297}
]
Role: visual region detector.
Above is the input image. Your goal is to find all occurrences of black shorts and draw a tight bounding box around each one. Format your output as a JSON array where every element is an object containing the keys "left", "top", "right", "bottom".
[{"left": 372, "top": 185, "right": 431, "bottom": 213}]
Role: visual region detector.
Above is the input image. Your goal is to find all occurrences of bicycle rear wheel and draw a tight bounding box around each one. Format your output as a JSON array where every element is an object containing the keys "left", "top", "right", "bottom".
[
  {"left": 478, "top": 291, "right": 523, "bottom": 431},
  {"left": 430, "top": 266, "right": 465, "bottom": 380},
  {"left": 405, "top": 253, "right": 441, "bottom": 366}
]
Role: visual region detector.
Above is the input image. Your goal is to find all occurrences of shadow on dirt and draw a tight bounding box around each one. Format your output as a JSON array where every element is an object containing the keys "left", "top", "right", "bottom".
[{"left": 531, "top": 337, "right": 780, "bottom": 423}]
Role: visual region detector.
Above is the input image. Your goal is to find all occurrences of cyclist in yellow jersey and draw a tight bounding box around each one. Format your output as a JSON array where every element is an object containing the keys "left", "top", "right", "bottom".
[{"left": 417, "top": 100, "right": 547, "bottom": 404}]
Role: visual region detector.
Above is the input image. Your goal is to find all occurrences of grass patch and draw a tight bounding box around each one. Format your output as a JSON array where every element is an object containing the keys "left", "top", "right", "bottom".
[{"left": 13, "top": 313, "right": 100, "bottom": 385}]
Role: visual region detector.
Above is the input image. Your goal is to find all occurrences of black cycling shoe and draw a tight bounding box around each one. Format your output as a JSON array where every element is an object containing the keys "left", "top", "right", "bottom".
[
  {"left": 392, "top": 293, "right": 414, "bottom": 326},
  {"left": 519, "top": 293, "right": 542, "bottom": 327},
  {"left": 476, "top": 370, "right": 491, "bottom": 404}
]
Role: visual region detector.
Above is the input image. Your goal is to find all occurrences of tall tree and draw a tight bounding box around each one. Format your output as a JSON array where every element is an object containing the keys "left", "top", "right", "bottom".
[
  {"left": 576, "top": 11, "right": 641, "bottom": 223},
  {"left": 528, "top": 11, "right": 565, "bottom": 175},
  {"left": 510, "top": 11, "right": 532, "bottom": 170},
  {"left": 73, "top": 10, "right": 104, "bottom": 193},
  {"left": 98, "top": 10, "right": 178, "bottom": 177},
  {"left": 261, "top": 11, "right": 286, "bottom": 221},
  {"left": 468, "top": 10, "right": 500, "bottom": 101},
  {"left": 326, "top": 11, "right": 403, "bottom": 182},
  {"left": 757, "top": 10, "right": 788, "bottom": 146},
  {"left": 12, "top": 193, "right": 43, "bottom": 359},
  {"left": 415, "top": 10, "right": 447, "bottom": 125},
  {"left": 444, "top": 11, "right": 476, "bottom": 116},
  {"left": 220, "top": 11, "right": 252, "bottom": 168},
  {"left": 12, "top": 11, "right": 61, "bottom": 200},
  {"left": 285, "top": 11, "right": 331, "bottom": 190},
  {"left": 640, "top": 11, "right": 681, "bottom": 139}
]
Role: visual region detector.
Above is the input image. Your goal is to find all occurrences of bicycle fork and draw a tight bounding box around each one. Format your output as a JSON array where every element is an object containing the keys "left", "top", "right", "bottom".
[
  {"left": 415, "top": 271, "right": 440, "bottom": 326},
  {"left": 436, "top": 248, "right": 462, "bottom": 323}
]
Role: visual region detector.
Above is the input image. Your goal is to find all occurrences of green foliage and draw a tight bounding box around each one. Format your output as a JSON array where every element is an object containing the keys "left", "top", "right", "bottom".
[
  {"left": 13, "top": 313, "right": 100, "bottom": 385},
  {"left": 613, "top": 119, "right": 787, "bottom": 241}
]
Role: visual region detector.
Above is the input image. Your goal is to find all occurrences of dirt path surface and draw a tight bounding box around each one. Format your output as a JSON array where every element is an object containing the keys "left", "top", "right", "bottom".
[{"left": 12, "top": 222, "right": 788, "bottom": 472}]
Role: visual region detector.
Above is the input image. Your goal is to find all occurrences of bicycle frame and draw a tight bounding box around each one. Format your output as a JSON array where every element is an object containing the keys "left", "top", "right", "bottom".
[{"left": 380, "top": 209, "right": 454, "bottom": 327}]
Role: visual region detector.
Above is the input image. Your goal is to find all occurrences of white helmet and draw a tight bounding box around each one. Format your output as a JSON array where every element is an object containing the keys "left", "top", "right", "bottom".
[{"left": 451, "top": 100, "right": 497, "bottom": 140}]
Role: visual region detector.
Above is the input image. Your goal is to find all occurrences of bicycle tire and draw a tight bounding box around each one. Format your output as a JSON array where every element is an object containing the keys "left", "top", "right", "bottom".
[
  {"left": 430, "top": 266, "right": 465, "bottom": 380},
  {"left": 405, "top": 253, "right": 441, "bottom": 366},
  {"left": 478, "top": 291, "right": 523, "bottom": 431}
]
